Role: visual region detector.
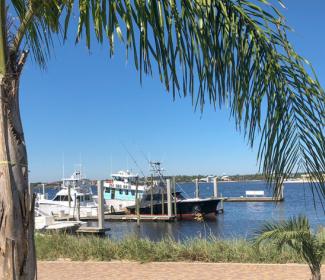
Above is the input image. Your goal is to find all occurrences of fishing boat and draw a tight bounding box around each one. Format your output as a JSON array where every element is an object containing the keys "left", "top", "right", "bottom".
[
  {"left": 36, "top": 170, "right": 100, "bottom": 218},
  {"left": 103, "top": 170, "right": 147, "bottom": 213},
  {"left": 127, "top": 162, "right": 221, "bottom": 220}
]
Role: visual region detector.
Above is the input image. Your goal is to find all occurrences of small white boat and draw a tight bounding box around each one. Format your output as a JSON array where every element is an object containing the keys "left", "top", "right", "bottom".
[
  {"left": 35, "top": 208, "right": 85, "bottom": 233},
  {"left": 37, "top": 170, "right": 101, "bottom": 218}
]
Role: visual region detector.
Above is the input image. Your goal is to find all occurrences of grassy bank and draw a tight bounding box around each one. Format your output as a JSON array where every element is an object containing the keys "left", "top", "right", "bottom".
[{"left": 36, "top": 234, "right": 306, "bottom": 263}]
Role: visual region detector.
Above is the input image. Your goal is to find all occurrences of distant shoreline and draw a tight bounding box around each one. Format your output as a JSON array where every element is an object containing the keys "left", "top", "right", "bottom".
[{"left": 176, "top": 179, "right": 315, "bottom": 184}]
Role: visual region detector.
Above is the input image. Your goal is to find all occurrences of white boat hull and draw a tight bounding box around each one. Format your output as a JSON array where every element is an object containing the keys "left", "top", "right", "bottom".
[
  {"left": 105, "top": 199, "right": 135, "bottom": 213},
  {"left": 37, "top": 201, "right": 98, "bottom": 218}
]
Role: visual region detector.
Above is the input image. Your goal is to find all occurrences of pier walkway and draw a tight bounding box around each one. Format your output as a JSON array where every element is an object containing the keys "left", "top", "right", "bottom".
[{"left": 38, "top": 261, "right": 323, "bottom": 280}]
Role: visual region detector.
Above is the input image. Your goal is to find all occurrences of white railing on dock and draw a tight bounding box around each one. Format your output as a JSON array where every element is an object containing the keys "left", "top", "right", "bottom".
[{"left": 245, "top": 190, "right": 265, "bottom": 197}]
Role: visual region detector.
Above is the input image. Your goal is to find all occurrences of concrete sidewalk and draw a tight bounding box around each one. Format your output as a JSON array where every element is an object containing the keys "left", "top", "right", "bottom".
[{"left": 38, "top": 261, "right": 320, "bottom": 280}]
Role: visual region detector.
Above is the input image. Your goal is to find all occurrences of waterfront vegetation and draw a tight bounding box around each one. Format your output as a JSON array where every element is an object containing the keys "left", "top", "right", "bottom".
[
  {"left": 36, "top": 233, "right": 307, "bottom": 264},
  {"left": 255, "top": 216, "right": 325, "bottom": 280}
]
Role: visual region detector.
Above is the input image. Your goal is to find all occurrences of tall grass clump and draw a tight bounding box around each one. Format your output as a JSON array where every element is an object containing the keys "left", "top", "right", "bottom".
[{"left": 36, "top": 233, "right": 306, "bottom": 264}]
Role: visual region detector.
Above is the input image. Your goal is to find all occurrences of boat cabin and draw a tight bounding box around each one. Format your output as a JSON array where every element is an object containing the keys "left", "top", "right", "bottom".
[{"left": 104, "top": 170, "right": 146, "bottom": 202}]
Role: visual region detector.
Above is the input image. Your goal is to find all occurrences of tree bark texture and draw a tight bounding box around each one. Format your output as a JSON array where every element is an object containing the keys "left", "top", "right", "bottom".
[
  {"left": 0, "top": 52, "right": 36, "bottom": 279},
  {"left": 311, "top": 270, "right": 321, "bottom": 280}
]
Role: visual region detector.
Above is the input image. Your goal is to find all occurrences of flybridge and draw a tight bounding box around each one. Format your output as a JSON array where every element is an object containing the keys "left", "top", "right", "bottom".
[{"left": 111, "top": 170, "right": 139, "bottom": 180}]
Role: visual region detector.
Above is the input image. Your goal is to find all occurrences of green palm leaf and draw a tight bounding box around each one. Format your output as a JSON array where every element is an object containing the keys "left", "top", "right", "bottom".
[
  {"left": 8, "top": 0, "right": 325, "bottom": 199},
  {"left": 254, "top": 216, "right": 324, "bottom": 279}
]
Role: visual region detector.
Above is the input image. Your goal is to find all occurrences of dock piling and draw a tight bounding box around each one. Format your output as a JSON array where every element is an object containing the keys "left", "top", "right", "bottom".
[
  {"left": 161, "top": 190, "right": 165, "bottom": 215},
  {"left": 76, "top": 199, "right": 80, "bottom": 221},
  {"left": 166, "top": 179, "right": 172, "bottom": 218},
  {"left": 173, "top": 177, "right": 177, "bottom": 217},
  {"left": 280, "top": 184, "right": 284, "bottom": 200},
  {"left": 150, "top": 174, "right": 153, "bottom": 215},
  {"left": 195, "top": 178, "right": 199, "bottom": 198},
  {"left": 213, "top": 177, "right": 218, "bottom": 198},
  {"left": 135, "top": 177, "right": 140, "bottom": 226},
  {"left": 68, "top": 184, "right": 71, "bottom": 209},
  {"left": 97, "top": 180, "right": 104, "bottom": 230}
]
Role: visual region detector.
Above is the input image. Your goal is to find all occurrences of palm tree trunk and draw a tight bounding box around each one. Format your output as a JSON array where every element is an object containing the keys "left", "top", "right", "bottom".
[
  {"left": 0, "top": 54, "right": 36, "bottom": 279},
  {"left": 311, "top": 269, "right": 321, "bottom": 280}
]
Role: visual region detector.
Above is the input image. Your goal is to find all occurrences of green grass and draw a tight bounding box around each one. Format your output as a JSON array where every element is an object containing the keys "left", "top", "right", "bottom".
[{"left": 36, "top": 233, "right": 307, "bottom": 263}]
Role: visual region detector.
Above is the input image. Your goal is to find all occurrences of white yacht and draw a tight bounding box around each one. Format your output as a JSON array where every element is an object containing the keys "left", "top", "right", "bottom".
[
  {"left": 36, "top": 170, "right": 99, "bottom": 218},
  {"left": 103, "top": 170, "right": 147, "bottom": 213}
]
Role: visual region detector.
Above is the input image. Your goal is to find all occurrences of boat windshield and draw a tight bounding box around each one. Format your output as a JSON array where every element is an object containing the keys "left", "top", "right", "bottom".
[
  {"left": 112, "top": 176, "right": 137, "bottom": 184},
  {"left": 53, "top": 195, "right": 71, "bottom": 201},
  {"left": 76, "top": 194, "right": 93, "bottom": 202}
]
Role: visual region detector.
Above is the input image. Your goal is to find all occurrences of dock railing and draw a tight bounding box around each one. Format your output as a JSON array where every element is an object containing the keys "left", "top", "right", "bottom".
[{"left": 245, "top": 190, "right": 265, "bottom": 197}]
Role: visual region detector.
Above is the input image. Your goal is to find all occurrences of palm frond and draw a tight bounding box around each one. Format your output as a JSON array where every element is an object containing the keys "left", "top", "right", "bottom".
[
  {"left": 254, "top": 216, "right": 324, "bottom": 275},
  {"left": 254, "top": 215, "right": 311, "bottom": 248},
  {"left": 10, "top": 0, "right": 63, "bottom": 68},
  {"left": 8, "top": 0, "right": 325, "bottom": 199}
]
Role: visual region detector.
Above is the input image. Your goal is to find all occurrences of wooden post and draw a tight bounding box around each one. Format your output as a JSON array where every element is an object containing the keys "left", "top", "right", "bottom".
[
  {"left": 135, "top": 177, "right": 140, "bottom": 226},
  {"left": 67, "top": 184, "right": 71, "bottom": 221},
  {"left": 173, "top": 177, "right": 177, "bottom": 217},
  {"left": 161, "top": 190, "right": 165, "bottom": 215},
  {"left": 136, "top": 198, "right": 140, "bottom": 227},
  {"left": 150, "top": 174, "right": 153, "bottom": 215},
  {"left": 213, "top": 177, "right": 218, "bottom": 198},
  {"left": 280, "top": 184, "right": 284, "bottom": 200},
  {"left": 166, "top": 179, "right": 172, "bottom": 218},
  {"left": 68, "top": 184, "right": 71, "bottom": 208},
  {"left": 195, "top": 178, "right": 199, "bottom": 198},
  {"left": 220, "top": 193, "right": 224, "bottom": 213},
  {"left": 97, "top": 180, "right": 104, "bottom": 229},
  {"left": 76, "top": 199, "right": 80, "bottom": 221}
]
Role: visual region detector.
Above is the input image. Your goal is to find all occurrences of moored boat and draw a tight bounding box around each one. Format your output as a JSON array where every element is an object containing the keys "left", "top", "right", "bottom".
[
  {"left": 127, "top": 162, "right": 220, "bottom": 220},
  {"left": 103, "top": 170, "right": 147, "bottom": 213},
  {"left": 36, "top": 170, "right": 100, "bottom": 218}
]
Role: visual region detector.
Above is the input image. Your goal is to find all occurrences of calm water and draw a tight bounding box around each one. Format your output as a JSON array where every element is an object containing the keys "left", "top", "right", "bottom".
[{"left": 42, "top": 181, "right": 325, "bottom": 241}]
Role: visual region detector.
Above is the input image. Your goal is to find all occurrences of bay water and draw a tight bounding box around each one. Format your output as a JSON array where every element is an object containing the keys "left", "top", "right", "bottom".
[
  {"left": 41, "top": 181, "right": 325, "bottom": 241},
  {"left": 104, "top": 181, "right": 325, "bottom": 241}
]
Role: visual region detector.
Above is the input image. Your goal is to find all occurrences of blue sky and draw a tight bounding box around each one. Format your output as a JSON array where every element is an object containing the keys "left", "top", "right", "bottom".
[{"left": 19, "top": 0, "right": 325, "bottom": 182}]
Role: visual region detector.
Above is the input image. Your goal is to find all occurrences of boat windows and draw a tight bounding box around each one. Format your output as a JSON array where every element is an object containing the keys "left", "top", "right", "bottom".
[
  {"left": 105, "top": 188, "right": 111, "bottom": 194},
  {"left": 131, "top": 190, "right": 135, "bottom": 196},
  {"left": 125, "top": 190, "right": 129, "bottom": 195},
  {"left": 53, "top": 195, "right": 71, "bottom": 201},
  {"left": 119, "top": 189, "right": 123, "bottom": 195}
]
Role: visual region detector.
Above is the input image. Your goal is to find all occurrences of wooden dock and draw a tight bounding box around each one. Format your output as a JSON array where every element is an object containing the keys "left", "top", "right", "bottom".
[
  {"left": 54, "top": 214, "right": 176, "bottom": 222},
  {"left": 222, "top": 197, "right": 284, "bottom": 202},
  {"left": 76, "top": 226, "right": 110, "bottom": 236},
  {"left": 83, "top": 214, "right": 176, "bottom": 222},
  {"left": 106, "top": 214, "right": 176, "bottom": 221}
]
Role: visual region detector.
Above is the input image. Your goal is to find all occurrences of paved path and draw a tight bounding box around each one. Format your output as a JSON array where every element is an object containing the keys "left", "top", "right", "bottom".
[{"left": 38, "top": 261, "right": 321, "bottom": 280}]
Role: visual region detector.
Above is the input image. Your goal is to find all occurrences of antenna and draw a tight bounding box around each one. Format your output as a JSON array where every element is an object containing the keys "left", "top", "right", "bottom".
[
  {"left": 121, "top": 143, "right": 146, "bottom": 179},
  {"left": 110, "top": 155, "right": 113, "bottom": 176},
  {"left": 62, "top": 152, "right": 65, "bottom": 180}
]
